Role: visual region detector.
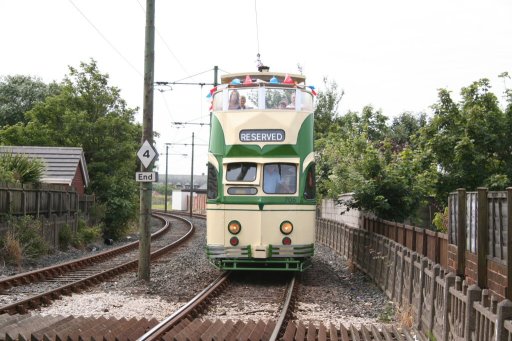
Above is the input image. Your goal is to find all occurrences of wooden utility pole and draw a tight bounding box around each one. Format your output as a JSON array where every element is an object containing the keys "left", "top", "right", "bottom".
[
  {"left": 138, "top": 0, "right": 155, "bottom": 281},
  {"left": 189, "top": 132, "right": 194, "bottom": 217}
]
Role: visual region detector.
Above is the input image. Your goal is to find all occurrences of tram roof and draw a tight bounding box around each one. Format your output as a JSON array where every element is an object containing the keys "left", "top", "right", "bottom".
[{"left": 220, "top": 72, "right": 306, "bottom": 85}]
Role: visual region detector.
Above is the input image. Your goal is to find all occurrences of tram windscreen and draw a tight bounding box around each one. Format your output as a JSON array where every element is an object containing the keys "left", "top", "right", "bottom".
[
  {"left": 226, "top": 163, "right": 257, "bottom": 182},
  {"left": 263, "top": 163, "right": 297, "bottom": 194}
]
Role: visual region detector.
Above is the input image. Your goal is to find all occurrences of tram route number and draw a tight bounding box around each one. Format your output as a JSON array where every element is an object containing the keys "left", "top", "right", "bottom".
[
  {"left": 285, "top": 197, "right": 297, "bottom": 204},
  {"left": 239, "top": 129, "right": 285, "bottom": 142}
]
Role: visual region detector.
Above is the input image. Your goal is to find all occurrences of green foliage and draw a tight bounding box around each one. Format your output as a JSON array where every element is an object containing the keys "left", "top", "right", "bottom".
[
  {"left": 58, "top": 225, "right": 73, "bottom": 251},
  {"left": 0, "top": 153, "right": 45, "bottom": 183},
  {"left": 73, "top": 220, "right": 102, "bottom": 247},
  {"left": 0, "top": 60, "right": 142, "bottom": 239},
  {"left": 0, "top": 75, "right": 60, "bottom": 127},
  {"left": 417, "top": 78, "right": 512, "bottom": 203},
  {"left": 378, "top": 302, "right": 396, "bottom": 323},
  {"left": 432, "top": 207, "right": 448, "bottom": 233},
  {"left": 0, "top": 216, "right": 50, "bottom": 265}
]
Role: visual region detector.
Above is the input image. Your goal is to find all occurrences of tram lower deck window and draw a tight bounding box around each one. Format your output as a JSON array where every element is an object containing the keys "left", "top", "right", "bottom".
[
  {"left": 263, "top": 163, "right": 297, "bottom": 194},
  {"left": 226, "top": 162, "right": 257, "bottom": 182}
]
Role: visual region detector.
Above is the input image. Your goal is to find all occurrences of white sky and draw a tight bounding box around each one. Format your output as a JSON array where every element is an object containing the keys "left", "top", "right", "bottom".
[{"left": 1, "top": 0, "right": 511, "bottom": 176}]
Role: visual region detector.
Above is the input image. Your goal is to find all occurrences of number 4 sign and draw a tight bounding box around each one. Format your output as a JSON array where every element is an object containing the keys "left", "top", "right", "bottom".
[{"left": 137, "top": 140, "right": 158, "bottom": 169}]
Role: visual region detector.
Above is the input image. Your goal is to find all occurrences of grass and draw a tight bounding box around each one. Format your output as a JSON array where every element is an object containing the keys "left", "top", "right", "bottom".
[{"left": 152, "top": 192, "right": 171, "bottom": 210}]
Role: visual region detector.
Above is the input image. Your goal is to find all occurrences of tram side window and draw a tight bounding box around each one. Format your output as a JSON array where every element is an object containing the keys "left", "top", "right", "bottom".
[
  {"left": 303, "top": 165, "right": 316, "bottom": 200},
  {"left": 207, "top": 163, "right": 218, "bottom": 199},
  {"left": 263, "top": 163, "right": 297, "bottom": 194},
  {"left": 226, "top": 163, "right": 257, "bottom": 182}
]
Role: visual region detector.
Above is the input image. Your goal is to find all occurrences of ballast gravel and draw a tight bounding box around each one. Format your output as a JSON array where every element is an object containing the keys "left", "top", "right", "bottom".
[{"left": 2, "top": 216, "right": 396, "bottom": 327}]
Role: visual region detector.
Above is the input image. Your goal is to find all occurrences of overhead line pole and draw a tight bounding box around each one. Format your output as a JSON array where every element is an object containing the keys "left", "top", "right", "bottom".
[
  {"left": 138, "top": 0, "right": 155, "bottom": 282},
  {"left": 189, "top": 132, "right": 194, "bottom": 217}
]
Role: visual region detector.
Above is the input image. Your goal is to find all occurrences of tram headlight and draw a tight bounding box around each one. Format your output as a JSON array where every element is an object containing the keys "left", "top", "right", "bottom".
[
  {"left": 228, "top": 220, "right": 241, "bottom": 235},
  {"left": 280, "top": 221, "right": 293, "bottom": 235}
]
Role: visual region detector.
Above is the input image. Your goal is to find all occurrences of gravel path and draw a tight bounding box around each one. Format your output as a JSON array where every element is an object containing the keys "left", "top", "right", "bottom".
[{"left": 3, "top": 216, "right": 397, "bottom": 327}]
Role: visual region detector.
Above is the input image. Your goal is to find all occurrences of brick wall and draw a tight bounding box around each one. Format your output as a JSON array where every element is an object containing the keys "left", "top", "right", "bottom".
[
  {"left": 71, "top": 164, "right": 85, "bottom": 194},
  {"left": 487, "top": 259, "right": 507, "bottom": 301}
]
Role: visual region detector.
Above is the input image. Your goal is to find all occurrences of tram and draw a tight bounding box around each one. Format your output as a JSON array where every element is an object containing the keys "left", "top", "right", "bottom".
[{"left": 206, "top": 69, "right": 316, "bottom": 271}]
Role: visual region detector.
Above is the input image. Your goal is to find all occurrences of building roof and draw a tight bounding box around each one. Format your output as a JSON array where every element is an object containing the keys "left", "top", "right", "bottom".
[{"left": 0, "top": 146, "right": 89, "bottom": 187}]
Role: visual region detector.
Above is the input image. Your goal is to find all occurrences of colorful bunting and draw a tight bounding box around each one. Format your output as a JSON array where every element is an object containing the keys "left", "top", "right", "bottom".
[
  {"left": 243, "top": 75, "right": 253, "bottom": 85},
  {"left": 283, "top": 74, "right": 294, "bottom": 84},
  {"left": 269, "top": 76, "right": 279, "bottom": 84},
  {"left": 231, "top": 78, "right": 241, "bottom": 85}
]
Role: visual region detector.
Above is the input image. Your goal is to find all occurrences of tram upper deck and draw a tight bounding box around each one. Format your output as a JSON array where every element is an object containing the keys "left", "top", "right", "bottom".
[{"left": 211, "top": 72, "right": 315, "bottom": 113}]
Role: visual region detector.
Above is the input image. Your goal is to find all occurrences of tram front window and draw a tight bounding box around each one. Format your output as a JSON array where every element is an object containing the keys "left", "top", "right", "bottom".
[
  {"left": 226, "top": 163, "right": 257, "bottom": 182},
  {"left": 263, "top": 163, "right": 297, "bottom": 194},
  {"left": 265, "top": 88, "right": 296, "bottom": 109}
]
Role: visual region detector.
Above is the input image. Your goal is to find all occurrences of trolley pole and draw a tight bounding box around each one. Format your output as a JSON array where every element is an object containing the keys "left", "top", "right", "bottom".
[{"left": 138, "top": 0, "right": 155, "bottom": 281}]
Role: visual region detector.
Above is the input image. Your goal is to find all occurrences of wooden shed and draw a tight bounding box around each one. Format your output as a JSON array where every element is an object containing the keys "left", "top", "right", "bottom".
[{"left": 0, "top": 146, "right": 90, "bottom": 194}]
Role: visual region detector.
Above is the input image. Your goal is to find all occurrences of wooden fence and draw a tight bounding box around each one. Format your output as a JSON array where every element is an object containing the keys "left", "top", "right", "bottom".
[
  {"left": 448, "top": 188, "right": 512, "bottom": 301},
  {"left": 0, "top": 182, "right": 95, "bottom": 250},
  {"left": 316, "top": 218, "right": 512, "bottom": 341}
]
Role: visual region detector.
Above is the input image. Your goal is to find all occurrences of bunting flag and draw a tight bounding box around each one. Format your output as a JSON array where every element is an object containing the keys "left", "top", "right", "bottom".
[
  {"left": 307, "top": 85, "right": 317, "bottom": 96},
  {"left": 207, "top": 86, "right": 217, "bottom": 98},
  {"left": 283, "top": 74, "right": 295, "bottom": 84},
  {"left": 243, "top": 75, "right": 253, "bottom": 85},
  {"left": 269, "top": 76, "right": 279, "bottom": 84},
  {"left": 231, "top": 78, "right": 241, "bottom": 85}
]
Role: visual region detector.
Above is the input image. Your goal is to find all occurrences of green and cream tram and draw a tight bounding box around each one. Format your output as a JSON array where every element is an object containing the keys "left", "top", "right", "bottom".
[{"left": 206, "top": 71, "right": 316, "bottom": 271}]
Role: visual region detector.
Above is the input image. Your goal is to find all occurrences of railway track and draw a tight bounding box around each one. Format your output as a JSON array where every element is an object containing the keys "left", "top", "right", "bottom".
[
  {"left": 0, "top": 211, "right": 415, "bottom": 340},
  {"left": 0, "top": 212, "right": 194, "bottom": 315},
  {"left": 138, "top": 272, "right": 297, "bottom": 341}
]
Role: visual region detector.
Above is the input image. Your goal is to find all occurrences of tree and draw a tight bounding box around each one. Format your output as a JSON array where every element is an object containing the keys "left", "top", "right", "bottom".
[
  {"left": 314, "top": 78, "right": 344, "bottom": 139},
  {"left": 0, "top": 75, "right": 60, "bottom": 127},
  {"left": 418, "top": 79, "right": 510, "bottom": 202},
  {"left": 0, "top": 60, "right": 142, "bottom": 239}
]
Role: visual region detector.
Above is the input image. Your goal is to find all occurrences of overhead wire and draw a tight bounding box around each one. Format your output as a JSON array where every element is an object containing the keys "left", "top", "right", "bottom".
[{"left": 68, "top": 0, "right": 143, "bottom": 77}]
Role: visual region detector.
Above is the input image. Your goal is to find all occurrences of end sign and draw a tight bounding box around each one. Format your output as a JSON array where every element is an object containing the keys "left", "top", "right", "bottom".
[{"left": 136, "top": 172, "right": 157, "bottom": 182}]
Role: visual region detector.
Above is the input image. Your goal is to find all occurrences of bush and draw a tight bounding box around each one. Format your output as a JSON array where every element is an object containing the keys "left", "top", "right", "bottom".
[
  {"left": 433, "top": 207, "right": 448, "bottom": 233},
  {"left": 58, "top": 225, "right": 73, "bottom": 251},
  {"left": 73, "top": 220, "right": 102, "bottom": 248},
  {"left": 0, "top": 216, "right": 50, "bottom": 265}
]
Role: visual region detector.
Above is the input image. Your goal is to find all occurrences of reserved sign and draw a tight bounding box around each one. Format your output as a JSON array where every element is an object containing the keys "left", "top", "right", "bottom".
[{"left": 239, "top": 129, "right": 285, "bottom": 142}]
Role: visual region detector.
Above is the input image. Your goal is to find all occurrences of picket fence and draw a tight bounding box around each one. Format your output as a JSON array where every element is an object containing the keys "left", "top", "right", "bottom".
[{"left": 316, "top": 218, "right": 512, "bottom": 341}]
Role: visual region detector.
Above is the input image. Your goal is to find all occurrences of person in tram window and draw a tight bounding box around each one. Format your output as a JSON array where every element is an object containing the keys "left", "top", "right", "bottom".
[
  {"left": 263, "top": 164, "right": 282, "bottom": 194},
  {"left": 240, "top": 95, "right": 248, "bottom": 109},
  {"left": 286, "top": 93, "right": 296, "bottom": 109},
  {"left": 228, "top": 90, "right": 241, "bottom": 110}
]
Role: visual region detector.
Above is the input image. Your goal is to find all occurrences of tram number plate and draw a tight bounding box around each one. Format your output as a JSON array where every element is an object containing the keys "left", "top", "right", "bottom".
[
  {"left": 239, "top": 129, "right": 285, "bottom": 142},
  {"left": 285, "top": 197, "right": 297, "bottom": 204}
]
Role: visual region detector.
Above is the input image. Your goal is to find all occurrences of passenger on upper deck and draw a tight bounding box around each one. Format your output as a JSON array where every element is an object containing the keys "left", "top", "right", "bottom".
[
  {"left": 228, "top": 90, "right": 241, "bottom": 110},
  {"left": 240, "top": 95, "right": 249, "bottom": 109},
  {"left": 286, "top": 93, "right": 296, "bottom": 109}
]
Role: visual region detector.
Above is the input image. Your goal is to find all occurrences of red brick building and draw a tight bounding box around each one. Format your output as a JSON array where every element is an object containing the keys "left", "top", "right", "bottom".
[{"left": 0, "top": 146, "right": 90, "bottom": 194}]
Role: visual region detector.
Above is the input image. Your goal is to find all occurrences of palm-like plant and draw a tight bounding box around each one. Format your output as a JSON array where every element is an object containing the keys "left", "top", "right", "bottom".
[{"left": 0, "top": 153, "right": 45, "bottom": 183}]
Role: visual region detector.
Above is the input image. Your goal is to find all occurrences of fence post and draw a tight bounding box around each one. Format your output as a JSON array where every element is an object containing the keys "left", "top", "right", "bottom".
[
  {"left": 21, "top": 185, "right": 26, "bottom": 215},
  {"left": 477, "top": 187, "right": 488, "bottom": 289},
  {"left": 507, "top": 187, "right": 512, "bottom": 300},
  {"left": 456, "top": 188, "right": 466, "bottom": 277},
  {"left": 496, "top": 299, "right": 512, "bottom": 341}
]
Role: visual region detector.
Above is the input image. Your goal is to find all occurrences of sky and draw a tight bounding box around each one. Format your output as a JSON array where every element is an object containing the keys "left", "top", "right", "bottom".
[{"left": 1, "top": 0, "right": 511, "bottom": 176}]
